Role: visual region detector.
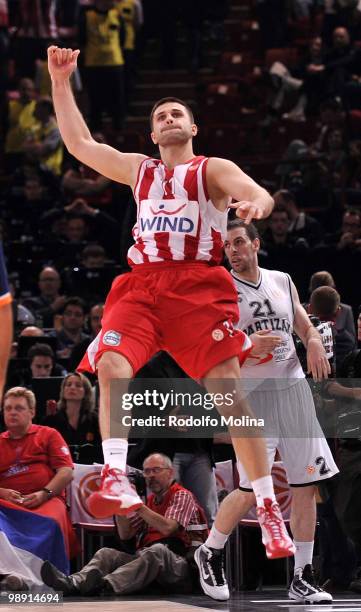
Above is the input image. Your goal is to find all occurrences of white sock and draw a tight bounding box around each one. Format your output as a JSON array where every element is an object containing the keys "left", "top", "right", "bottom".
[
  {"left": 251, "top": 475, "right": 276, "bottom": 507},
  {"left": 294, "top": 540, "right": 314, "bottom": 573},
  {"left": 205, "top": 525, "right": 230, "bottom": 550},
  {"left": 102, "top": 438, "right": 128, "bottom": 472}
]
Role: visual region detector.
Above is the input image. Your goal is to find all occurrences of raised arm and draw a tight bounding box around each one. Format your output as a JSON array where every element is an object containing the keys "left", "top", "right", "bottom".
[
  {"left": 207, "top": 157, "right": 274, "bottom": 221},
  {"left": 48, "top": 46, "right": 146, "bottom": 187}
]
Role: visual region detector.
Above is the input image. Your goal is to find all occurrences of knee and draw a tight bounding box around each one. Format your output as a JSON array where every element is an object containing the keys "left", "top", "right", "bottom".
[
  {"left": 141, "top": 543, "right": 166, "bottom": 562},
  {"left": 97, "top": 351, "right": 133, "bottom": 381},
  {"left": 93, "top": 547, "right": 115, "bottom": 560}
]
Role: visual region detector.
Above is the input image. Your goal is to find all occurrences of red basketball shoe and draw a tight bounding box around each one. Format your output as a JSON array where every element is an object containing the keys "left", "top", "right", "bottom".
[
  {"left": 257, "top": 498, "right": 296, "bottom": 559},
  {"left": 87, "top": 465, "right": 143, "bottom": 518}
]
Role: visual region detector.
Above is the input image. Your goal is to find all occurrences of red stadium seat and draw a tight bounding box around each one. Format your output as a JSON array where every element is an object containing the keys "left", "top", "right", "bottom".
[{"left": 265, "top": 48, "right": 300, "bottom": 70}]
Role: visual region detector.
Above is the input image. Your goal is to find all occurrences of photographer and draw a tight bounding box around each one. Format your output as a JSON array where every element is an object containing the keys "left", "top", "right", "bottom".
[{"left": 41, "top": 452, "right": 207, "bottom": 596}]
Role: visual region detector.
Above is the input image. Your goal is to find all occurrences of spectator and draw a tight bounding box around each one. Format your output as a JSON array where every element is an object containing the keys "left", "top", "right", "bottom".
[
  {"left": 274, "top": 189, "right": 323, "bottom": 247},
  {"left": 116, "top": 0, "right": 141, "bottom": 106},
  {"left": 62, "top": 198, "right": 121, "bottom": 259},
  {"left": 78, "top": 0, "right": 126, "bottom": 131},
  {"left": 261, "top": 204, "right": 293, "bottom": 248},
  {"left": 23, "top": 266, "right": 66, "bottom": 329},
  {"left": 19, "top": 326, "right": 44, "bottom": 337},
  {"left": 326, "top": 208, "right": 361, "bottom": 252},
  {"left": 64, "top": 215, "right": 88, "bottom": 244},
  {"left": 308, "top": 271, "right": 357, "bottom": 359},
  {"left": 69, "top": 303, "right": 104, "bottom": 372},
  {"left": 313, "top": 97, "right": 346, "bottom": 154},
  {"left": 28, "top": 343, "right": 65, "bottom": 377},
  {"left": 22, "top": 96, "right": 63, "bottom": 176},
  {"left": 4, "top": 78, "right": 36, "bottom": 171},
  {"left": 290, "top": 36, "right": 327, "bottom": 117},
  {"left": 266, "top": 37, "right": 324, "bottom": 121},
  {"left": 61, "top": 134, "right": 113, "bottom": 207},
  {"left": 8, "top": 342, "right": 66, "bottom": 389},
  {"left": 42, "top": 372, "right": 101, "bottom": 463},
  {"left": 0, "top": 387, "right": 75, "bottom": 590},
  {"left": 41, "top": 452, "right": 207, "bottom": 596},
  {"left": 309, "top": 286, "right": 357, "bottom": 371},
  {"left": 51, "top": 297, "right": 90, "bottom": 360},
  {"left": 81, "top": 244, "right": 107, "bottom": 269},
  {"left": 323, "top": 27, "right": 356, "bottom": 99}
]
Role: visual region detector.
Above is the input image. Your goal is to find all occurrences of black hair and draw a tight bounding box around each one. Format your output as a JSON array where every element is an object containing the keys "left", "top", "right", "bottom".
[
  {"left": 27, "top": 343, "right": 55, "bottom": 362},
  {"left": 150, "top": 97, "right": 194, "bottom": 129},
  {"left": 227, "top": 219, "right": 260, "bottom": 241},
  {"left": 62, "top": 296, "right": 87, "bottom": 315}
]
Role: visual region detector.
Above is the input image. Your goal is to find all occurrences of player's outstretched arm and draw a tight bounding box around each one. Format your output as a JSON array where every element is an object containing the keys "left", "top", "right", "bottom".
[
  {"left": 48, "top": 46, "right": 146, "bottom": 187},
  {"left": 291, "top": 279, "right": 330, "bottom": 381},
  {"left": 207, "top": 158, "right": 274, "bottom": 222}
]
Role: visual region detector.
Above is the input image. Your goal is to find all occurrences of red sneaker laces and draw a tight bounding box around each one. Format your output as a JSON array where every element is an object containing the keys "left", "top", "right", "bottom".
[
  {"left": 260, "top": 502, "right": 284, "bottom": 541},
  {"left": 101, "top": 465, "right": 125, "bottom": 487}
]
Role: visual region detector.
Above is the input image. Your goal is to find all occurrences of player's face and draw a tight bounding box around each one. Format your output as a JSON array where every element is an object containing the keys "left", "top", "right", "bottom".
[
  {"left": 224, "top": 227, "right": 259, "bottom": 273},
  {"left": 151, "top": 103, "right": 197, "bottom": 147}
]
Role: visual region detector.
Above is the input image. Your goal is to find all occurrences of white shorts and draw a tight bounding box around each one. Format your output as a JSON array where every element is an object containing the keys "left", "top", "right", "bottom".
[{"left": 237, "top": 378, "right": 339, "bottom": 489}]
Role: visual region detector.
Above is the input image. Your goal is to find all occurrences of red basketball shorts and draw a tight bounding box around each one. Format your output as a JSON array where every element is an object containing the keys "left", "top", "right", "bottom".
[{"left": 78, "top": 262, "right": 251, "bottom": 379}]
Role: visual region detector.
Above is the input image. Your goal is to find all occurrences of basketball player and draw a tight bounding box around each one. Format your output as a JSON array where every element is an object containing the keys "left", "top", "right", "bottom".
[
  {"left": 47, "top": 46, "right": 295, "bottom": 559},
  {"left": 0, "top": 241, "right": 12, "bottom": 401},
  {"left": 195, "top": 219, "right": 337, "bottom": 603}
]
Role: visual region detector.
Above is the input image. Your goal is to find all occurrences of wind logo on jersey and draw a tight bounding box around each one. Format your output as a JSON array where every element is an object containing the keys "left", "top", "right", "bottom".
[{"left": 139, "top": 198, "right": 199, "bottom": 235}]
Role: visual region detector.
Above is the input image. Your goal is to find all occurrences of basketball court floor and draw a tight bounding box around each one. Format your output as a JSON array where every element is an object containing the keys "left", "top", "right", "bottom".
[{"left": 1, "top": 591, "right": 360, "bottom": 612}]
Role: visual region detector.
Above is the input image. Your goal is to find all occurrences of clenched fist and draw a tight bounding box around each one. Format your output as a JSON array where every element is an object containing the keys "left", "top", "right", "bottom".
[{"left": 48, "top": 46, "right": 80, "bottom": 82}]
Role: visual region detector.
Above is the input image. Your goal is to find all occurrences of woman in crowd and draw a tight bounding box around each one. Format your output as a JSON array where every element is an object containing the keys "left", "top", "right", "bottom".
[{"left": 43, "top": 372, "right": 102, "bottom": 463}]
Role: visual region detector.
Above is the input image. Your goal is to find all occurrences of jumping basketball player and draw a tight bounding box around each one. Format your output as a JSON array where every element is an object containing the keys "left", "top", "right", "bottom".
[
  {"left": 195, "top": 219, "right": 337, "bottom": 603},
  {"left": 47, "top": 46, "right": 295, "bottom": 559}
]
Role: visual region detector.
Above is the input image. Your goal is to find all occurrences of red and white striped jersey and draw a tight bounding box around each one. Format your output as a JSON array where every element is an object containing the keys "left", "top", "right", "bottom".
[{"left": 128, "top": 155, "right": 229, "bottom": 267}]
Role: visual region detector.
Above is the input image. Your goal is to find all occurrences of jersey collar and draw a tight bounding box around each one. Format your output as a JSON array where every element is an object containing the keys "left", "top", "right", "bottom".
[{"left": 231, "top": 268, "right": 262, "bottom": 290}]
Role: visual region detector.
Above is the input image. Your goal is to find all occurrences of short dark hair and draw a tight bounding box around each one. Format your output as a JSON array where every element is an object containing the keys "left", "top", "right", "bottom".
[
  {"left": 81, "top": 244, "right": 106, "bottom": 260},
  {"left": 271, "top": 203, "right": 292, "bottom": 220},
  {"left": 273, "top": 189, "right": 296, "bottom": 206},
  {"left": 62, "top": 297, "right": 87, "bottom": 315},
  {"left": 27, "top": 343, "right": 54, "bottom": 362},
  {"left": 227, "top": 219, "right": 260, "bottom": 241},
  {"left": 309, "top": 271, "right": 335, "bottom": 293},
  {"left": 149, "top": 97, "right": 194, "bottom": 129},
  {"left": 310, "top": 286, "right": 340, "bottom": 319}
]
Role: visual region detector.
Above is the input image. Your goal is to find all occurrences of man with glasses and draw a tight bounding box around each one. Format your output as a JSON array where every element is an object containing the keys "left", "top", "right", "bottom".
[{"left": 41, "top": 452, "right": 208, "bottom": 596}]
